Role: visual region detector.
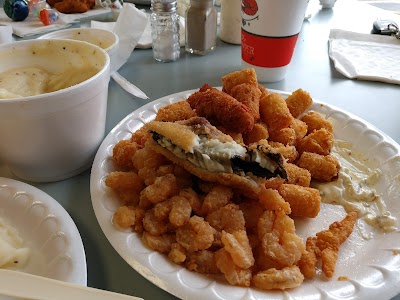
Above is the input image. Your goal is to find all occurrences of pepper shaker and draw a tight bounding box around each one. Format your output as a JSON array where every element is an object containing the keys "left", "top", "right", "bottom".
[
  {"left": 150, "top": 0, "right": 180, "bottom": 62},
  {"left": 185, "top": 0, "right": 217, "bottom": 55}
]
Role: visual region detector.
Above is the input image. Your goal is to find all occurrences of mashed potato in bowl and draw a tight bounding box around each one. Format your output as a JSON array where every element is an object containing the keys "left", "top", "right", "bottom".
[
  {"left": 0, "top": 39, "right": 107, "bottom": 99},
  {"left": 0, "top": 39, "right": 110, "bottom": 182},
  {"left": 0, "top": 65, "right": 100, "bottom": 99}
]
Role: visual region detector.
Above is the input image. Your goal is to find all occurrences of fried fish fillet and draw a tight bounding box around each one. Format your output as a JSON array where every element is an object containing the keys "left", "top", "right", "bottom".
[{"left": 145, "top": 117, "right": 287, "bottom": 198}]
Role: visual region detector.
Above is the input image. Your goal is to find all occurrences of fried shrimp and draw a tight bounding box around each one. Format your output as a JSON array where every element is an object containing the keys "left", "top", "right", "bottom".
[
  {"left": 297, "top": 237, "right": 318, "bottom": 279},
  {"left": 105, "top": 171, "right": 144, "bottom": 205},
  {"left": 169, "top": 195, "right": 192, "bottom": 227},
  {"left": 316, "top": 211, "right": 358, "bottom": 278},
  {"left": 105, "top": 171, "right": 144, "bottom": 194},
  {"left": 221, "top": 230, "right": 255, "bottom": 269},
  {"left": 168, "top": 243, "right": 187, "bottom": 264},
  {"left": 252, "top": 266, "right": 304, "bottom": 290},
  {"left": 201, "top": 185, "right": 233, "bottom": 215},
  {"left": 176, "top": 216, "right": 215, "bottom": 252},
  {"left": 186, "top": 250, "right": 220, "bottom": 274},
  {"left": 258, "top": 186, "right": 291, "bottom": 215},
  {"left": 142, "top": 232, "right": 176, "bottom": 253},
  {"left": 106, "top": 68, "right": 350, "bottom": 291},
  {"left": 112, "top": 140, "right": 140, "bottom": 170},
  {"left": 140, "top": 174, "right": 180, "bottom": 204},
  {"left": 206, "top": 203, "right": 246, "bottom": 233},
  {"left": 215, "top": 248, "right": 252, "bottom": 287},
  {"left": 257, "top": 210, "right": 305, "bottom": 270},
  {"left": 298, "top": 212, "right": 358, "bottom": 279},
  {"left": 113, "top": 206, "right": 145, "bottom": 232}
]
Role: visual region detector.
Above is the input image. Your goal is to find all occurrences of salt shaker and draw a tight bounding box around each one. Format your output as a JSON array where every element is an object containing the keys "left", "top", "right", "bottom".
[
  {"left": 151, "top": 0, "right": 180, "bottom": 62},
  {"left": 185, "top": 0, "right": 217, "bottom": 55}
]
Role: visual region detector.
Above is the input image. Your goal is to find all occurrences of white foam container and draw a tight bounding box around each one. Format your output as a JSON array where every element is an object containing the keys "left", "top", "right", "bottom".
[
  {"left": 38, "top": 28, "right": 119, "bottom": 66},
  {"left": 0, "top": 39, "right": 110, "bottom": 182}
]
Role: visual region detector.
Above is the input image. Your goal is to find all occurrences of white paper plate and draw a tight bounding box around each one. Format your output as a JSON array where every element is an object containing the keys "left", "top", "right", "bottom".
[
  {"left": 90, "top": 89, "right": 400, "bottom": 300},
  {"left": 0, "top": 177, "right": 87, "bottom": 291}
]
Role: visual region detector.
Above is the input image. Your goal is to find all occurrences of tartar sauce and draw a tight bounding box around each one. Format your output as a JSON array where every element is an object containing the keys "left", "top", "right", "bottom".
[
  {"left": 313, "top": 140, "right": 398, "bottom": 234},
  {"left": 0, "top": 217, "right": 30, "bottom": 269}
]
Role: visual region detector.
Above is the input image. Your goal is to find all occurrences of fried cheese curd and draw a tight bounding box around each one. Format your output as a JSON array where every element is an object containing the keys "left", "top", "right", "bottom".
[{"left": 106, "top": 69, "right": 353, "bottom": 291}]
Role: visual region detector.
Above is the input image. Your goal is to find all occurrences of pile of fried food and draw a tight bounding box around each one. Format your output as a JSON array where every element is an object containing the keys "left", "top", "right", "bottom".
[
  {"left": 47, "top": 0, "right": 95, "bottom": 14},
  {"left": 105, "top": 68, "right": 358, "bottom": 290}
]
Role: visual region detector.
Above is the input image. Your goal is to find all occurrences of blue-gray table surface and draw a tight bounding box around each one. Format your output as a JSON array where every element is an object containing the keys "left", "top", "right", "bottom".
[{"left": 0, "top": 0, "right": 399, "bottom": 299}]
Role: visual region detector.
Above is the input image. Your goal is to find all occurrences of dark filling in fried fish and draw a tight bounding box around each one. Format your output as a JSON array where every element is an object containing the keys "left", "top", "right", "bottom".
[{"left": 152, "top": 132, "right": 287, "bottom": 181}]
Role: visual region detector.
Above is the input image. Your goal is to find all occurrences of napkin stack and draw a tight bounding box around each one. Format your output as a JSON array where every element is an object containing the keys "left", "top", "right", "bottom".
[
  {"left": 106, "top": 3, "right": 149, "bottom": 99},
  {"left": 329, "top": 29, "right": 400, "bottom": 85}
]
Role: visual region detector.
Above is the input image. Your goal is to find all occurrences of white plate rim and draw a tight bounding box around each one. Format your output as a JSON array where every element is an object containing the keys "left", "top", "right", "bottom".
[
  {"left": 90, "top": 88, "right": 400, "bottom": 300},
  {"left": 0, "top": 177, "right": 87, "bottom": 286}
]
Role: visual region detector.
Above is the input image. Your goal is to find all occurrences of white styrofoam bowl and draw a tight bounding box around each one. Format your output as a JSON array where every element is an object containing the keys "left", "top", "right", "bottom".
[
  {"left": 0, "top": 39, "right": 110, "bottom": 182},
  {"left": 38, "top": 28, "right": 119, "bottom": 67}
]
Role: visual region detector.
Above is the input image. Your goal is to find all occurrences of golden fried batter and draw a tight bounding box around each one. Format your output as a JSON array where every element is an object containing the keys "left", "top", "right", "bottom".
[
  {"left": 285, "top": 88, "right": 313, "bottom": 118},
  {"left": 297, "top": 152, "right": 340, "bottom": 182},
  {"left": 278, "top": 184, "right": 321, "bottom": 218},
  {"left": 112, "top": 140, "right": 140, "bottom": 171},
  {"left": 54, "top": 0, "right": 94, "bottom": 13},
  {"left": 300, "top": 110, "right": 333, "bottom": 134},
  {"left": 221, "top": 68, "right": 258, "bottom": 94},
  {"left": 243, "top": 123, "right": 269, "bottom": 145},
  {"left": 316, "top": 211, "right": 358, "bottom": 250},
  {"left": 187, "top": 85, "right": 255, "bottom": 133},
  {"left": 105, "top": 68, "right": 351, "bottom": 291},
  {"left": 297, "top": 128, "right": 334, "bottom": 156},
  {"left": 230, "top": 83, "right": 261, "bottom": 121},
  {"left": 298, "top": 211, "right": 358, "bottom": 279},
  {"left": 284, "top": 163, "right": 311, "bottom": 187},
  {"left": 155, "top": 101, "right": 197, "bottom": 122},
  {"left": 268, "top": 127, "right": 296, "bottom": 146},
  {"left": 259, "top": 93, "right": 293, "bottom": 133}
]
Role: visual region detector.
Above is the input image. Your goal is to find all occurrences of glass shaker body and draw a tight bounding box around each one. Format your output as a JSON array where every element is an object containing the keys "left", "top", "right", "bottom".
[
  {"left": 185, "top": 0, "right": 217, "bottom": 55},
  {"left": 151, "top": 1, "right": 180, "bottom": 62}
]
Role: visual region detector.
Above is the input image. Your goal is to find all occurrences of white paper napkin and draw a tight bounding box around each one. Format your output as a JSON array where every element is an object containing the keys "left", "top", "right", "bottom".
[
  {"left": 92, "top": 12, "right": 186, "bottom": 49},
  {"left": 92, "top": 3, "right": 149, "bottom": 99},
  {"left": 0, "top": 7, "right": 111, "bottom": 37},
  {"left": 0, "top": 24, "right": 12, "bottom": 43},
  {"left": 329, "top": 29, "right": 400, "bottom": 85},
  {"left": 110, "top": 3, "right": 147, "bottom": 71}
]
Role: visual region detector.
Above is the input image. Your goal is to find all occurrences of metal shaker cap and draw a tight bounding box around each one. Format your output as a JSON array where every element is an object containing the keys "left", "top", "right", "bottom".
[{"left": 151, "top": 0, "right": 177, "bottom": 12}]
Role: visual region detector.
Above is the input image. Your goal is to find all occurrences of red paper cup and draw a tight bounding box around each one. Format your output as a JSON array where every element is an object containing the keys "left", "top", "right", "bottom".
[{"left": 241, "top": 0, "right": 310, "bottom": 82}]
